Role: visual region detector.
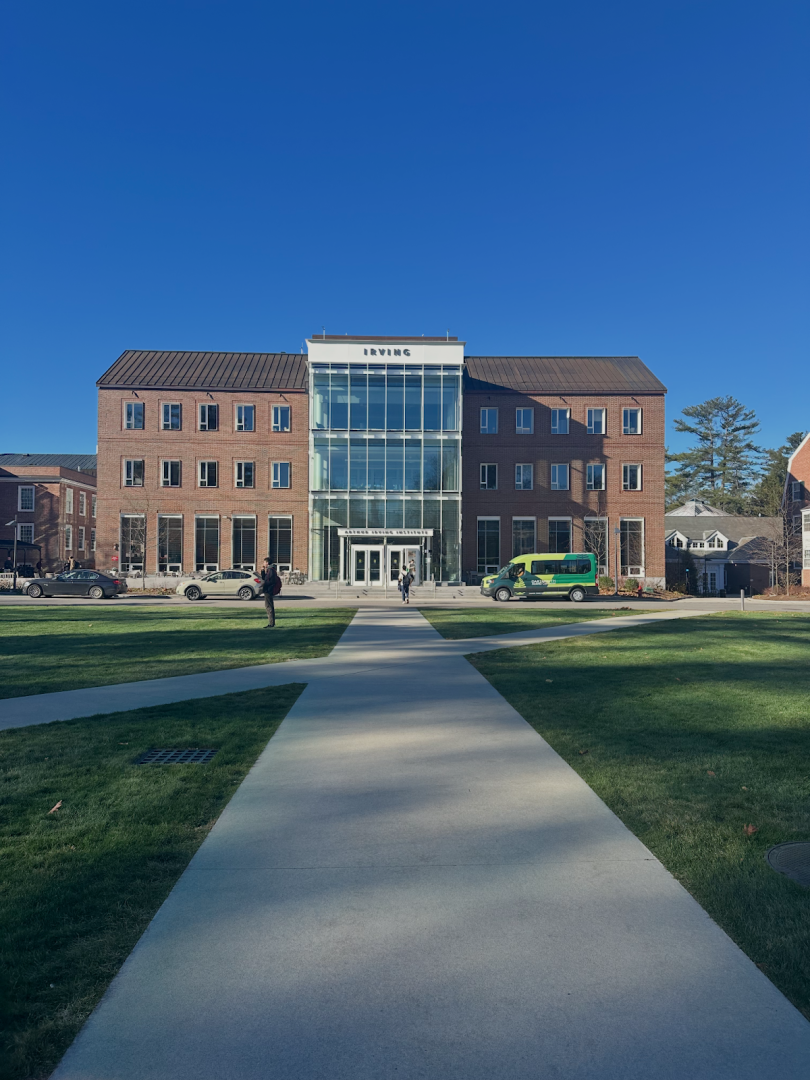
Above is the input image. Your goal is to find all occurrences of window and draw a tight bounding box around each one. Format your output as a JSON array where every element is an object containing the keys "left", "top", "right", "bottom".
[
  {"left": 125, "top": 401, "right": 144, "bottom": 429},
  {"left": 515, "top": 464, "right": 533, "bottom": 490},
  {"left": 18, "top": 523, "right": 34, "bottom": 544},
  {"left": 199, "top": 403, "right": 219, "bottom": 431},
  {"left": 195, "top": 517, "right": 219, "bottom": 571},
  {"left": 161, "top": 460, "right": 181, "bottom": 487},
  {"left": 78, "top": 526, "right": 85, "bottom": 551},
  {"left": 791, "top": 481, "right": 804, "bottom": 502},
  {"left": 91, "top": 494, "right": 97, "bottom": 518},
  {"left": 162, "top": 403, "right": 181, "bottom": 430},
  {"left": 235, "top": 461, "right": 254, "bottom": 488},
  {"left": 232, "top": 517, "right": 257, "bottom": 569},
  {"left": 272, "top": 405, "right": 291, "bottom": 432},
  {"left": 623, "top": 464, "right": 642, "bottom": 490},
  {"left": 586, "top": 464, "right": 605, "bottom": 490},
  {"left": 793, "top": 514, "right": 802, "bottom": 534},
  {"left": 620, "top": 518, "right": 644, "bottom": 575},
  {"left": 272, "top": 462, "right": 290, "bottom": 488},
  {"left": 79, "top": 491, "right": 86, "bottom": 516},
  {"left": 587, "top": 408, "right": 605, "bottom": 435},
  {"left": 583, "top": 517, "right": 608, "bottom": 573},
  {"left": 90, "top": 529, "right": 96, "bottom": 552},
  {"left": 551, "top": 408, "right": 570, "bottom": 435},
  {"left": 18, "top": 486, "right": 34, "bottom": 511},
  {"left": 548, "top": 518, "right": 571, "bottom": 553},
  {"left": 123, "top": 461, "right": 144, "bottom": 487},
  {"left": 198, "top": 461, "right": 218, "bottom": 487},
  {"left": 477, "top": 518, "right": 500, "bottom": 575},
  {"left": 668, "top": 535, "right": 684, "bottom": 548},
  {"left": 516, "top": 408, "right": 534, "bottom": 434},
  {"left": 623, "top": 408, "right": 642, "bottom": 435},
  {"left": 158, "top": 515, "right": 182, "bottom": 572},
  {"left": 65, "top": 524, "right": 73, "bottom": 550},
  {"left": 65, "top": 487, "right": 74, "bottom": 512},
  {"left": 512, "top": 518, "right": 536, "bottom": 558},
  {"left": 235, "top": 404, "right": 255, "bottom": 432},
  {"left": 480, "top": 463, "right": 498, "bottom": 490},
  {"left": 268, "top": 516, "right": 293, "bottom": 571},
  {"left": 550, "top": 464, "right": 569, "bottom": 490},
  {"left": 120, "top": 515, "right": 145, "bottom": 571},
  {"left": 480, "top": 408, "right": 498, "bottom": 434}
]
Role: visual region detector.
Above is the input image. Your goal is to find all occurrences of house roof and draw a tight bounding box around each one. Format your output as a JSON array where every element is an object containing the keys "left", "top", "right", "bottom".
[
  {"left": 463, "top": 356, "right": 666, "bottom": 394},
  {"left": 666, "top": 499, "right": 726, "bottom": 517},
  {"left": 664, "top": 514, "right": 781, "bottom": 544},
  {"left": 0, "top": 454, "right": 97, "bottom": 474},
  {"left": 97, "top": 351, "right": 308, "bottom": 391}
]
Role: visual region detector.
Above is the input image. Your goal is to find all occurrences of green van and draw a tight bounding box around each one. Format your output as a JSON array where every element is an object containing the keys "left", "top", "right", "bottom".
[{"left": 480, "top": 552, "right": 598, "bottom": 603}]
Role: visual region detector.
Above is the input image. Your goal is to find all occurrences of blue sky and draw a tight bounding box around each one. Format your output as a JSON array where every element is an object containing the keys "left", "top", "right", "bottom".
[{"left": 1, "top": 1, "right": 807, "bottom": 455}]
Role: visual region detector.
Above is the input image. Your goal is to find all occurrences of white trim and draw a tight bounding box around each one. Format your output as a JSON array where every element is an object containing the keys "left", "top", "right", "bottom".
[{"left": 17, "top": 485, "right": 35, "bottom": 512}]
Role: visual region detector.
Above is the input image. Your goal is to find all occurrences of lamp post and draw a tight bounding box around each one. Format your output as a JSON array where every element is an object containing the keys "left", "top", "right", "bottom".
[{"left": 5, "top": 519, "right": 18, "bottom": 591}]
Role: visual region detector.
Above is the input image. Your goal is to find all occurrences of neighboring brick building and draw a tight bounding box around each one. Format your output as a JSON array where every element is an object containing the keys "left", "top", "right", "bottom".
[
  {"left": 0, "top": 454, "right": 97, "bottom": 573},
  {"left": 785, "top": 432, "right": 810, "bottom": 586},
  {"left": 96, "top": 352, "right": 309, "bottom": 574}
]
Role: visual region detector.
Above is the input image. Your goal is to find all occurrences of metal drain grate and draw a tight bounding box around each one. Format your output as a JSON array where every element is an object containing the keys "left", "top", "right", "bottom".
[
  {"left": 765, "top": 842, "right": 810, "bottom": 888},
  {"left": 136, "top": 748, "right": 218, "bottom": 765}
]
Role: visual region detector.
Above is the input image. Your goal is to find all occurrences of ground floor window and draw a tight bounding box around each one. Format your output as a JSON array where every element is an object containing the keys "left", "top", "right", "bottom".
[
  {"left": 620, "top": 518, "right": 644, "bottom": 576},
  {"left": 548, "top": 518, "right": 571, "bottom": 553},
  {"left": 478, "top": 518, "right": 500, "bottom": 575},
  {"left": 583, "top": 517, "right": 608, "bottom": 575},
  {"left": 90, "top": 528, "right": 96, "bottom": 552},
  {"left": 232, "top": 516, "right": 257, "bottom": 570},
  {"left": 18, "top": 523, "right": 34, "bottom": 545},
  {"left": 158, "top": 515, "right": 183, "bottom": 572},
  {"left": 268, "top": 516, "right": 293, "bottom": 572},
  {"left": 120, "top": 515, "right": 145, "bottom": 571},
  {"left": 195, "top": 517, "right": 219, "bottom": 571},
  {"left": 512, "top": 518, "right": 536, "bottom": 558}
]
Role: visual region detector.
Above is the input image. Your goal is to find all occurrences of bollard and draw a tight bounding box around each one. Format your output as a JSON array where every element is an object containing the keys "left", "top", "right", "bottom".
[{"left": 740, "top": 589, "right": 745, "bottom": 612}]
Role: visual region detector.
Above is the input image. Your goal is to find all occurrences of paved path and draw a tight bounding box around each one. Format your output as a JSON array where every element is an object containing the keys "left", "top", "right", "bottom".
[{"left": 51, "top": 608, "right": 810, "bottom": 1079}]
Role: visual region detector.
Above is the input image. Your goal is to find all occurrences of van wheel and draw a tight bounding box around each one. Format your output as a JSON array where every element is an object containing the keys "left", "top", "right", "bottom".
[
  {"left": 495, "top": 587, "right": 512, "bottom": 603},
  {"left": 569, "top": 587, "right": 586, "bottom": 603},
  {"left": 237, "top": 586, "right": 254, "bottom": 601},
  {"left": 185, "top": 586, "right": 202, "bottom": 601}
]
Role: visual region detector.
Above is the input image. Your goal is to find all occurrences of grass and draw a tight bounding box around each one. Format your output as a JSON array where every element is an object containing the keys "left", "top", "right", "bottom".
[
  {"left": 0, "top": 606, "right": 355, "bottom": 698},
  {"left": 468, "top": 612, "right": 810, "bottom": 1019},
  {"left": 0, "top": 684, "right": 305, "bottom": 1080},
  {"left": 421, "top": 604, "right": 640, "bottom": 639}
]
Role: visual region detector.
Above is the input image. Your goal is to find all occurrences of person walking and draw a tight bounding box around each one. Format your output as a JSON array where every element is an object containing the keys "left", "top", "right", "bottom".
[
  {"left": 398, "top": 564, "right": 414, "bottom": 605},
  {"left": 260, "top": 559, "right": 280, "bottom": 628}
]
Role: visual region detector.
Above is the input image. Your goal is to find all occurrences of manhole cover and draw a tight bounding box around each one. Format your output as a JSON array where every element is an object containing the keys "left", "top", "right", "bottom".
[
  {"left": 135, "top": 748, "right": 218, "bottom": 765},
  {"left": 765, "top": 842, "right": 810, "bottom": 888}
]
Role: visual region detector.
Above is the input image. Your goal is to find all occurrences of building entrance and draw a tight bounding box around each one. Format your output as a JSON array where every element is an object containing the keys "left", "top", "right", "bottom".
[
  {"left": 349, "top": 544, "right": 422, "bottom": 586},
  {"left": 352, "top": 546, "right": 384, "bottom": 586}
]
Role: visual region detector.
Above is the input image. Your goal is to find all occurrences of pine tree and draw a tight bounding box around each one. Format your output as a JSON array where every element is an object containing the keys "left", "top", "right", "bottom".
[{"left": 748, "top": 431, "right": 806, "bottom": 516}]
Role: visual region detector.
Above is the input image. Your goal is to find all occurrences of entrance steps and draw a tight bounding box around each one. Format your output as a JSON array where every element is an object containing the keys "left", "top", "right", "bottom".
[{"left": 290, "top": 582, "right": 477, "bottom": 601}]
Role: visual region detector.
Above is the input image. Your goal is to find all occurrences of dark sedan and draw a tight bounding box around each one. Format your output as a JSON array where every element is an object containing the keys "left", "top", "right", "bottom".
[{"left": 25, "top": 570, "right": 127, "bottom": 599}]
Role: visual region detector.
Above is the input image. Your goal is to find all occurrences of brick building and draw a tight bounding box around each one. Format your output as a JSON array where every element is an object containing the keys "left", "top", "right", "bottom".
[
  {"left": 0, "top": 454, "right": 97, "bottom": 573},
  {"left": 96, "top": 338, "right": 667, "bottom": 586},
  {"left": 785, "top": 431, "right": 810, "bottom": 586}
]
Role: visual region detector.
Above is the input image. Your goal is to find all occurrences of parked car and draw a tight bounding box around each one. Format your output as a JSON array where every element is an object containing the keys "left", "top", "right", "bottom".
[
  {"left": 175, "top": 569, "right": 264, "bottom": 601},
  {"left": 25, "top": 570, "right": 127, "bottom": 599}
]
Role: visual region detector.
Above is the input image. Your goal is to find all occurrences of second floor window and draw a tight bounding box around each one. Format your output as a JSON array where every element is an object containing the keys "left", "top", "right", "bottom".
[
  {"left": 125, "top": 402, "right": 144, "bottom": 429},
  {"left": 623, "top": 408, "right": 642, "bottom": 435},
  {"left": 272, "top": 462, "right": 290, "bottom": 488},
  {"left": 623, "top": 464, "right": 642, "bottom": 490},
  {"left": 66, "top": 487, "right": 74, "bottom": 512},
  {"left": 162, "top": 403, "right": 181, "bottom": 430},
  {"left": 550, "top": 463, "right": 569, "bottom": 490},
  {"left": 91, "top": 494, "right": 97, "bottom": 518},
  {"left": 551, "top": 408, "right": 570, "bottom": 435},
  {"left": 78, "top": 527, "right": 85, "bottom": 551},
  {"left": 480, "top": 463, "right": 498, "bottom": 490},
  {"left": 515, "top": 408, "right": 534, "bottom": 434},
  {"left": 515, "top": 464, "right": 533, "bottom": 490},
  {"left": 124, "top": 460, "right": 144, "bottom": 487},
  {"left": 198, "top": 461, "right": 218, "bottom": 487},
  {"left": 587, "top": 464, "right": 605, "bottom": 490},
  {"left": 235, "top": 461, "right": 255, "bottom": 488},
  {"left": 161, "top": 460, "right": 181, "bottom": 487},
  {"left": 587, "top": 408, "right": 606, "bottom": 435},
  {"left": 199, "top": 403, "right": 219, "bottom": 431},
  {"left": 235, "top": 405, "right": 255, "bottom": 431},
  {"left": 480, "top": 408, "right": 498, "bottom": 434},
  {"left": 79, "top": 491, "right": 86, "bottom": 516},
  {"left": 65, "top": 524, "right": 72, "bottom": 550},
  {"left": 791, "top": 481, "right": 804, "bottom": 502},
  {"left": 272, "top": 405, "right": 291, "bottom": 432},
  {"left": 18, "top": 486, "right": 34, "bottom": 511}
]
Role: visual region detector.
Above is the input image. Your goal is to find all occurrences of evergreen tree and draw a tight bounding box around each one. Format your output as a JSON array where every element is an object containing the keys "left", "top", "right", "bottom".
[{"left": 748, "top": 431, "right": 806, "bottom": 516}]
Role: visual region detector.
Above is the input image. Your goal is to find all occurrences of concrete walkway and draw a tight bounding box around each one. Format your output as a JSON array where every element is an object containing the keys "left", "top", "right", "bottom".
[{"left": 51, "top": 608, "right": 810, "bottom": 1079}]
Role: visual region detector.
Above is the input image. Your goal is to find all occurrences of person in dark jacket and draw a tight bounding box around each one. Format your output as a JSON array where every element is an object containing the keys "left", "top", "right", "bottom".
[{"left": 260, "top": 559, "right": 279, "bottom": 628}]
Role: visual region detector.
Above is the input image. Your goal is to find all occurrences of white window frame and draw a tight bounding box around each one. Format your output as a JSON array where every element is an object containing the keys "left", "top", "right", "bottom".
[
  {"left": 66, "top": 487, "right": 74, "bottom": 513},
  {"left": 65, "top": 523, "right": 73, "bottom": 550},
  {"left": 79, "top": 491, "right": 86, "bottom": 516},
  {"left": 480, "top": 408, "right": 498, "bottom": 434},
  {"left": 551, "top": 408, "right": 570, "bottom": 435},
  {"left": 583, "top": 516, "right": 609, "bottom": 575},
  {"left": 123, "top": 461, "right": 144, "bottom": 488},
  {"left": 18, "top": 485, "right": 35, "bottom": 512},
  {"left": 17, "top": 523, "right": 34, "bottom": 544},
  {"left": 235, "top": 461, "right": 255, "bottom": 488},
  {"left": 157, "top": 514, "right": 183, "bottom": 573},
  {"left": 231, "top": 515, "right": 258, "bottom": 570},
  {"left": 268, "top": 514, "right": 293, "bottom": 572},
  {"left": 586, "top": 463, "right": 605, "bottom": 490},
  {"left": 161, "top": 460, "right": 181, "bottom": 487},
  {"left": 620, "top": 517, "right": 645, "bottom": 576},
  {"left": 124, "top": 401, "right": 144, "bottom": 429},
  {"left": 622, "top": 464, "right": 642, "bottom": 490},
  {"left": 791, "top": 481, "right": 804, "bottom": 502},
  {"left": 91, "top": 528, "right": 96, "bottom": 552},
  {"left": 587, "top": 408, "right": 606, "bottom": 435},
  {"left": 162, "top": 402, "right": 182, "bottom": 430},
  {"left": 477, "top": 516, "right": 501, "bottom": 575},
  {"left": 235, "top": 404, "right": 255, "bottom": 432},
  {"left": 550, "top": 463, "right": 569, "bottom": 490},
  {"left": 515, "top": 408, "right": 534, "bottom": 434},
  {"left": 78, "top": 526, "right": 85, "bottom": 551},
  {"left": 515, "top": 463, "right": 533, "bottom": 490},
  {"left": 548, "top": 516, "right": 573, "bottom": 553},
  {"left": 623, "top": 407, "right": 642, "bottom": 435},
  {"left": 480, "top": 463, "right": 498, "bottom": 490},
  {"left": 272, "top": 404, "right": 291, "bottom": 432},
  {"left": 199, "top": 403, "right": 219, "bottom": 431},
  {"left": 91, "top": 494, "right": 97, "bottom": 518},
  {"left": 272, "top": 461, "right": 291, "bottom": 489},
  {"left": 198, "top": 461, "right": 218, "bottom": 488},
  {"left": 512, "top": 516, "right": 536, "bottom": 558}
]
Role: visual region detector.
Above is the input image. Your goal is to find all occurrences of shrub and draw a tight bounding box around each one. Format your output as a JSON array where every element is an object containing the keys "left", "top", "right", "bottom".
[
  {"left": 598, "top": 575, "right": 615, "bottom": 592},
  {"left": 623, "top": 577, "right": 639, "bottom": 593}
]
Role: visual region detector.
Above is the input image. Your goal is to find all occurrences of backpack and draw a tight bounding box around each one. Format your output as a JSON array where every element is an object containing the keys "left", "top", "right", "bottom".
[{"left": 272, "top": 575, "right": 282, "bottom": 596}]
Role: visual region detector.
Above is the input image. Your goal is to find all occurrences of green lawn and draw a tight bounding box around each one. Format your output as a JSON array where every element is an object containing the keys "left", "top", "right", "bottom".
[
  {"left": 0, "top": 685, "right": 304, "bottom": 1080},
  {"left": 468, "top": 612, "right": 810, "bottom": 1019},
  {"left": 0, "top": 607, "right": 355, "bottom": 698},
  {"left": 421, "top": 604, "right": 639, "bottom": 639}
]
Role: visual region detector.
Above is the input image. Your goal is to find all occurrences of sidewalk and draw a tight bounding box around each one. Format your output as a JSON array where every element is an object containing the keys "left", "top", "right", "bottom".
[{"left": 52, "top": 608, "right": 810, "bottom": 1079}]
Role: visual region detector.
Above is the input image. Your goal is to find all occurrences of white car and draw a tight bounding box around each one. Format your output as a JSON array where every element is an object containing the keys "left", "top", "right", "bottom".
[{"left": 175, "top": 569, "right": 264, "bottom": 601}]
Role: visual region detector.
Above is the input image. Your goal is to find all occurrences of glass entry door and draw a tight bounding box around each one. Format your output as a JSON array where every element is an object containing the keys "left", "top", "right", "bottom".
[{"left": 352, "top": 546, "right": 384, "bottom": 586}]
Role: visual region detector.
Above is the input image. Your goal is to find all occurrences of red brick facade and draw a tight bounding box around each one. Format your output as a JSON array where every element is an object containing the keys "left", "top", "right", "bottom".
[
  {"left": 0, "top": 464, "right": 96, "bottom": 573},
  {"left": 785, "top": 432, "right": 810, "bottom": 586}
]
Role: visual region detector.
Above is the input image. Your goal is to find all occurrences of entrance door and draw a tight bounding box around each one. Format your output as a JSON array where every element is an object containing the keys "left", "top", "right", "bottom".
[
  {"left": 352, "top": 546, "right": 383, "bottom": 586},
  {"left": 387, "top": 547, "right": 421, "bottom": 585}
]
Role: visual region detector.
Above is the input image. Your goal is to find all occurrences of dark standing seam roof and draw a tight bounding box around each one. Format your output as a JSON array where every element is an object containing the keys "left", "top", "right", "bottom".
[
  {"left": 464, "top": 356, "right": 667, "bottom": 394},
  {"left": 97, "top": 351, "right": 308, "bottom": 390},
  {"left": 0, "top": 454, "right": 97, "bottom": 473}
]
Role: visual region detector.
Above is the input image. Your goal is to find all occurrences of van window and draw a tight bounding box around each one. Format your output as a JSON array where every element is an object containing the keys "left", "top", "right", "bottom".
[{"left": 531, "top": 561, "right": 544, "bottom": 574}]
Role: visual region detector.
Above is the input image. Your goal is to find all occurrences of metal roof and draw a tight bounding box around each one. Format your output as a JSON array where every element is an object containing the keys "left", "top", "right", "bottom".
[
  {"left": 664, "top": 515, "right": 780, "bottom": 544},
  {"left": 0, "top": 454, "right": 97, "bottom": 473},
  {"left": 463, "top": 356, "right": 666, "bottom": 394},
  {"left": 97, "top": 351, "right": 308, "bottom": 390}
]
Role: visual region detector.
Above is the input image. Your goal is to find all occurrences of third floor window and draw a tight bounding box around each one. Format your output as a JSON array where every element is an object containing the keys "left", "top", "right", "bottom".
[
  {"left": 199, "top": 404, "right": 219, "bottom": 431},
  {"left": 124, "top": 460, "right": 144, "bottom": 487},
  {"left": 550, "top": 463, "right": 569, "bottom": 490},
  {"left": 480, "top": 408, "right": 498, "bottom": 434},
  {"left": 162, "top": 403, "right": 182, "bottom": 430},
  {"left": 198, "top": 461, "right": 218, "bottom": 487},
  {"left": 235, "top": 405, "right": 255, "bottom": 431},
  {"left": 515, "top": 408, "right": 534, "bottom": 434},
  {"left": 273, "top": 405, "right": 291, "bottom": 432},
  {"left": 551, "top": 408, "right": 570, "bottom": 435},
  {"left": 480, "top": 463, "right": 498, "bottom": 490},
  {"left": 161, "top": 460, "right": 181, "bottom": 487},
  {"left": 587, "top": 408, "right": 605, "bottom": 435},
  {"left": 586, "top": 464, "right": 605, "bottom": 490},
  {"left": 235, "top": 461, "right": 255, "bottom": 488},
  {"left": 125, "top": 402, "right": 144, "bottom": 429},
  {"left": 623, "top": 408, "right": 642, "bottom": 435}
]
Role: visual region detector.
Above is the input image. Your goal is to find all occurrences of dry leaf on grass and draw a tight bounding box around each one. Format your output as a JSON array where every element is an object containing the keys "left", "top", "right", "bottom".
[
  {"left": 48, "top": 800, "right": 62, "bottom": 814},
  {"left": 579, "top": 749, "right": 589, "bottom": 755},
  {"left": 707, "top": 771, "right": 716, "bottom": 776},
  {"left": 743, "top": 824, "right": 758, "bottom": 836}
]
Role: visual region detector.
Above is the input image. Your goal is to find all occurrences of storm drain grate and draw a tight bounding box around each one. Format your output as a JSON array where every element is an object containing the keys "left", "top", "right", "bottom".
[
  {"left": 135, "top": 748, "right": 218, "bottom": 765},
  {"left": 765, "top": 842, "right": 810, "bottom": 888}
]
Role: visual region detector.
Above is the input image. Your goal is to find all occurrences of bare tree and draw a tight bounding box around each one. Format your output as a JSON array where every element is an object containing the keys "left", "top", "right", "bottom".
[
  {"left": 582, "top": 494, "right": 609, "bottom": 581},
  {"left": 762, "top": 503, "right": 803, "bottom": 595}
]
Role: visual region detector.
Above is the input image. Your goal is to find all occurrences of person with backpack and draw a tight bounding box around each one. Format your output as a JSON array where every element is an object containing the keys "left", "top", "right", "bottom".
[
  {"left": 260, "top": 559, "right": 281, "bottom": 627},
  {"left": 398, "top": 564, "right": 414, "bottom": 605}
]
